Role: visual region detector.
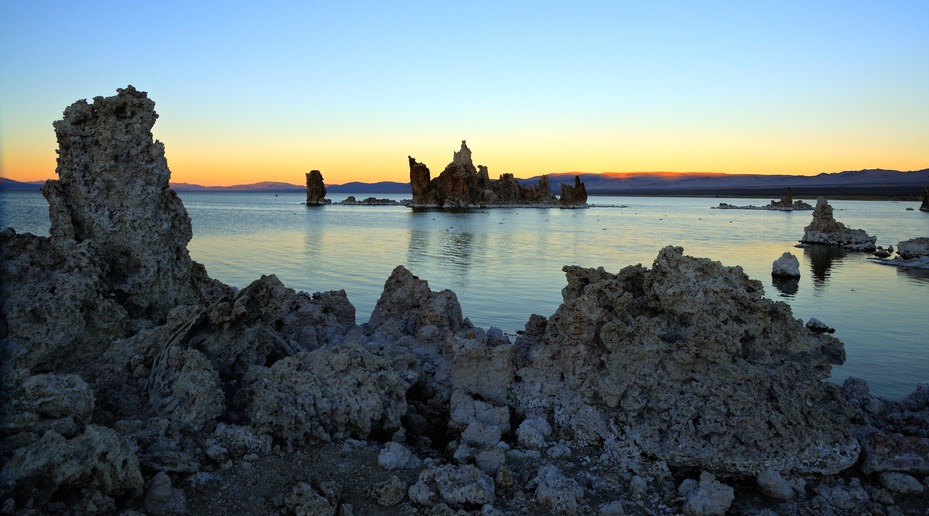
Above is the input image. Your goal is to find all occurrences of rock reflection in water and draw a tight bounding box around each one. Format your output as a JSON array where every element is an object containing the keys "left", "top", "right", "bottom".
[
  {"left": 771, "top": 277, "right": 799, "bottom": 297},
  {"left": 804, "top": 245, "right": 848, "bottom": 291}
]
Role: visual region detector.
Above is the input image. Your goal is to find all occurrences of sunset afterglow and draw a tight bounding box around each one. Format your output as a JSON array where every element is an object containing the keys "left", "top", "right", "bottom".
[{"left": 2, "top": 2, "right": 927, "bottom": 186}]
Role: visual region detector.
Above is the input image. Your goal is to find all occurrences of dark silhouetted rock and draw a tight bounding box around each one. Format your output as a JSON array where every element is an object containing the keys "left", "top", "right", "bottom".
[
  {"left": 409, "top": 141, "right": 569, "bottom": 208},
  {"left": 559, "top": 176, "right": 588, "bottom": 207},
  {"left": 305, "top": 169, "right": 329, "bottom": 205},
  {"left": 920, "top": 186, "right": 929, "bottom": 212}
]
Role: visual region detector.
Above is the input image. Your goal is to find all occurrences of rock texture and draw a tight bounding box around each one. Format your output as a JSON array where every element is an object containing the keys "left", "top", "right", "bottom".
[
  {"left": 409, "top": 141, "right": 582, "bottom": 208},
  {"left": 771, "top": 251, "right": 801, "bottom": 277},
  {"left": 304, "top": 169, "right": 328, "bottom": 205},
  {"left": 801, "top": 197, "right": 877, "bottom": 251},
  {"left": 510, "top": 246, "right": 858, "bottom": 474},
  {"left": 3, "top": 86, "right": 928, "bottom": 515}
]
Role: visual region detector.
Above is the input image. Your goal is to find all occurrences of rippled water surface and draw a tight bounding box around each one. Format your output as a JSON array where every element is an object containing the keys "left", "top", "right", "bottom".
[{"left": 3, "top": 190, "right": 928, "bottom": 398}]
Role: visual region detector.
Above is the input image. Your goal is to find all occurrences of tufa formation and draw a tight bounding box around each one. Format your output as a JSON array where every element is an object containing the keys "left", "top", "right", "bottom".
[
  {"left": 1, "top": 87, "right": 927, "bottom": 514},
  {"left": 409, "top": 140, "right": 586, "bottom": 208}
]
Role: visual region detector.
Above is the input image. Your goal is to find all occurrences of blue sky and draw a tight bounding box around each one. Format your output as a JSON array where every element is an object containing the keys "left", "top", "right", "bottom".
[{"left": 2, "top": 1, "right": 927, "bottom": 185}]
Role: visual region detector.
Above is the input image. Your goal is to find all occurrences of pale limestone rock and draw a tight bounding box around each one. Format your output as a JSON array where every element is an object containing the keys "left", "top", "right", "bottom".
[
  {"left": 533, "top": 465, "right": 584, "bottom": 514},
  {"left": 516, "top": 416, "right": 552, "bottom": 449},
  {"left": 771, "top": 252, "right": 801, "bottom": 277},
  {"left": 427, "top": 464, "right": 495, "bottom": 505},
  {"left": 378, "top": 442, "right": 421, "bottom": 470},
  {"left": 681, "top": 472, "right": 734, "bottom": 516}
]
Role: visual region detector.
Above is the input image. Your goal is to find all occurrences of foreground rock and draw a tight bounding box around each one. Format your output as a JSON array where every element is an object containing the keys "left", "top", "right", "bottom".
[
  {"left": 800, "top": 197, "right": 877, "bottom": 251},
  {"left": 304, "top": 169, "right": 329, "bottom": 205},
  {"left": 409, "top": 140, "right": 585, "bottom": 208},
  {"left": 3, "top": 87, "right": 928, "bottom": 514}
]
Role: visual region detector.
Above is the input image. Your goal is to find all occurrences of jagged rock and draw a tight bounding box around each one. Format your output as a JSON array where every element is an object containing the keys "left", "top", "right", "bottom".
[
  {"left": 416, "top": 464, "right": 495, "bottom": 506},
  {"left": 244, "top": 342, "right": 416, "bottom": 444},
  {"left": 378, "top": 442, "right": 421, "bottom": 470},
  {"left": 533, "top": 465, "right": 584, "bottom": 513},
  {"left": 305, "top": 169, "right": 329, "bottom": 205},
  {"left": 559, "top": 176, "right": 588, "bottom": 207},
  {"left": 4, "top": 373, "right": 94, "bottom": 438},
  {"left": 372, "top": 475, "right": 407, "bottom": 506},
  {"left": 861, "top": 431, "right": 929, "bottom": 475},
  {"left": 408, "top": 141, "right": 563, "bottom": 208},
  {"left": 145, "top": 346, "right": 224, "bottom": 432},
  {"left": 209, "top": 423, "right": 271, "bottom": 459},
  {"left": 920, "top": 186, "right": 929, "bottom": 212},
  {"left": 42, "top": 86, "right": 227, "bottom": 321},
  {"left": 771, "top": 252, "right": 800, "bottom": 277},
  {"left": 1, "top": 425, "right": 143, "bottom": 505},
  {"left": 680, "top": 472, "right": 734, "bottom": 516},
  {"left": 511, "top": 246, "right": 858, "bottom": 474},
  {"left": 516, "top": 416, "right": 552, "bottom": 449},
  {"left": 801, "top": 197, "right": 876, "bottom": 251},
  {"left": 897, "top": 237, "right": 929, "bottom": 259}
]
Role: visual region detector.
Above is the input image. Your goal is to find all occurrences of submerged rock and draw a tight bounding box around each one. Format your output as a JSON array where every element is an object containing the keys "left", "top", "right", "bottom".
[
  {"left": 713, "top": 187, "right": 813, "bottom": 211},
  {"left": 801, "top": 197, "right": 876, "bottom": 251}
]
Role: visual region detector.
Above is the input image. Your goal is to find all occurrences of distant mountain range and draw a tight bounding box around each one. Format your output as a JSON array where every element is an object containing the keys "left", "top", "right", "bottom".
[{"left": 2, "top": 169, "right": 927, "bottom": 197}]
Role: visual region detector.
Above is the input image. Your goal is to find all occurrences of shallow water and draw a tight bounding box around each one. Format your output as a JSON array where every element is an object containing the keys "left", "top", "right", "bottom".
[{"left": 2, "top": 190, "right": 928, "bottom": 399}]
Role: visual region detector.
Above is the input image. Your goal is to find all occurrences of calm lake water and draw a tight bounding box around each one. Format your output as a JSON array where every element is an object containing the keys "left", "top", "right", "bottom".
[{"left": 2, "top": 190, "right": 928, "bottom": 399}]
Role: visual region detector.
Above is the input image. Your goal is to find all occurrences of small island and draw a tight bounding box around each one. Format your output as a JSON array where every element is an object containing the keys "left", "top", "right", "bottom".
[{"left": 409, "top": 141, "right": 588, "bottom": 208}]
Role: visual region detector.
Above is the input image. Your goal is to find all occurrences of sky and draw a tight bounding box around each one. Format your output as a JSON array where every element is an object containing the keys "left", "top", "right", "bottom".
[{"left": 1, "top": 1, "right": 928, "bottom": 186}]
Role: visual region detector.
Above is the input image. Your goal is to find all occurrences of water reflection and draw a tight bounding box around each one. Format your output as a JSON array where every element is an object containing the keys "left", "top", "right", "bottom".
[
  {"left": 406, "top": 212, "right": 488, "bottom": 289},
  {"left": 804, "top": 246, "right": 848, "bottom": 292},
  {"left": 771, "top": 277, "right": 799, "bottom": 297}
]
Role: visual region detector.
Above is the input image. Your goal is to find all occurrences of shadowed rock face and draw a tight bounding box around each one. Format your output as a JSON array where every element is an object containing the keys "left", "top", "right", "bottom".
[
  {"left": 41, "top": 86, "right": 226, "bottom": 321},
  {"left": 921, "top": 186, "right": 929, "bottom": 212},
  {"left": 801, "top": 197, "right": 876, "bottom": 251},
  {"left": 559, "top": 176, "right": 588, "bottom": 207}
]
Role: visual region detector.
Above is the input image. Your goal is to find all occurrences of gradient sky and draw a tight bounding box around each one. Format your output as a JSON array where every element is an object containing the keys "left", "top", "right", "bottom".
[{"left": 2, "top": 1, "right": 928, "bottom": 186}]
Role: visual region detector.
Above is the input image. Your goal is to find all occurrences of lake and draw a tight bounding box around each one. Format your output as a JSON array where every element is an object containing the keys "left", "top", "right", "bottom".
[{"left": 2, "top": 190, "right": 927, "bottom": 399}]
